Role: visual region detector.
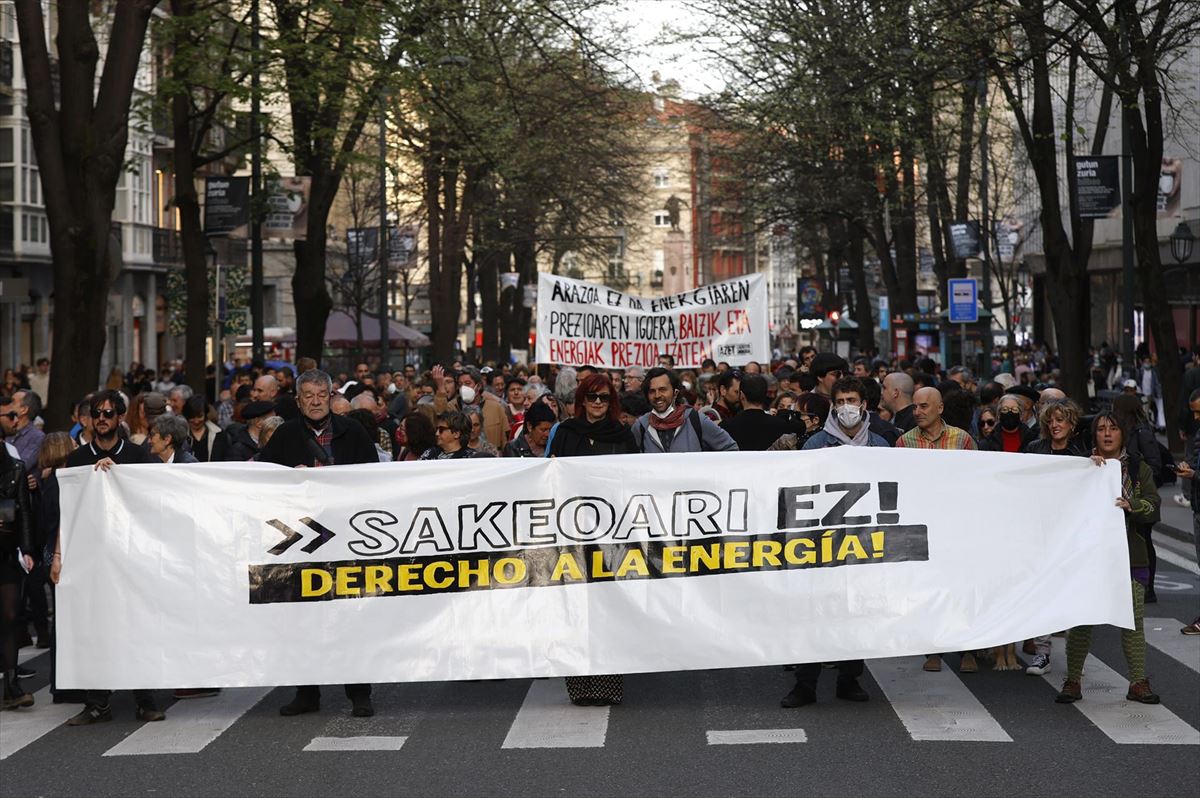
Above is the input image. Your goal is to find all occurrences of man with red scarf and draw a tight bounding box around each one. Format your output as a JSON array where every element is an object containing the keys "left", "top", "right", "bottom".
[{"left": 629, "top": 368, "right": 737, "bottom": 454}]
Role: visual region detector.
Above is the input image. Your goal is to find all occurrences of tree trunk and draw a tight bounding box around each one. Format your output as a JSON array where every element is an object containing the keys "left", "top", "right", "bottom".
[
  {"left": 292, "top": 171, "right": 336, "bottom": 363},
  {"left": 14, "top": 0, "right": 158, "bottom": 429},
  {"left": 1125, "top": 79, "right": 1182, "bottom": 442},
  {"left": 848, "top": 227, "right": 874, "bottom": 352},
  {"left": 172, "top": 84, "right": 210, "bottom": 398}
]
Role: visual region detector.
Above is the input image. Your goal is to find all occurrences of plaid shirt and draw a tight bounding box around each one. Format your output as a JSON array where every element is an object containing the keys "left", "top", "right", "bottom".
[
  {"left": 896, "top": 422, "right": 978, "bottom": 451},
  {"left": 311, "top": 422, "right": 334, "bottom": 466}
]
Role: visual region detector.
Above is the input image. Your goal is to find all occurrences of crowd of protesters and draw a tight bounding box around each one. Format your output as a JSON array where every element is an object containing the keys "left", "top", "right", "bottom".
[{"left": 2, "top": 342, "right": 1198, "bottom": 719}]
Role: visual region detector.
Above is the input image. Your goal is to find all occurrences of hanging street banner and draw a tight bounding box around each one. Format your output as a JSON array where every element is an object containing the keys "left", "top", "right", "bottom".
[
  {"left": 1073, "top": 155, "right": 1121, "bottom": 219},
  {"left": 55, "top": 449, "right": 1132, "bottom": 689},
  {"left": 203, "top": 176, "right": 251, "bottom": 237},
  {"left": 949, "top": 221, "right": 982, "bottom": 260},
  {"left": 536, "top": 272, "right": 769, "bottom": 367},
  {"left": 263, "top": 177, "right": 311, "bottom": 239}
]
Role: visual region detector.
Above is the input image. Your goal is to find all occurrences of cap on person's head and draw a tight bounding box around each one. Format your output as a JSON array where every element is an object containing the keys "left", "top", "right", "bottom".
[
  {"left": 1005, "top": 385, "right": 1040, "bottom": 404},
  {"left": 479, "top": 366, "right": 494, "bottom": 375},
  {"left": 809, "top": 352, "right": 849, "bottom": 378},
  {"left": 993, "top": 372, "right": 1017, "bottom": 389},
  {"left": 142, "top": 392, "right": 167, "bottom": 416},
  {"left": 1122, "top": 378, "right": 1138, "bottom": 390},
  {"left": 242, "top": 400, "right": 276, "bottom": 421}
]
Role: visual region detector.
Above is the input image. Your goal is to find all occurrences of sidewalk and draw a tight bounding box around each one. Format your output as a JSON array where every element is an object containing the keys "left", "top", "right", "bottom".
[{"left": 1156, "top": 482, "right": 1195, "bottom": 545}]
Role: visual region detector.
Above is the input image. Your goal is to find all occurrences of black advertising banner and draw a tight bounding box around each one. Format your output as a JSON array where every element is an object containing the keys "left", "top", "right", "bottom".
[
  {"left": 1073, "top": 155, "right": 1120, "bottom": 219},
  {"left": 203, "top": 176, "right": 250, "bottom": 237},
  {"left": 949, "top": 221, "right": 981, "bottom": 260}
]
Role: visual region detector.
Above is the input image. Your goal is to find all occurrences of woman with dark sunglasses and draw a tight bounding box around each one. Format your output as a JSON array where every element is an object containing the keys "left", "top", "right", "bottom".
[
  {"left": 978, "top": 395, "right": 1039, "bottom": 452},
  {"left": 545, "top": 374, "right": 637, "bottom": 459},
  {"left": 544, "top": 373, "right": 636, "bottom": 707}
]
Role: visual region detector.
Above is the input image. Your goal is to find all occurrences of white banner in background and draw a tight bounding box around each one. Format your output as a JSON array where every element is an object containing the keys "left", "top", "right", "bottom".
[
  {"left": 536, "top": 272, "right": 769, "bottom": 367},
  {"left": 55, "top": 448, "right": 1132, "bottom": 689}
]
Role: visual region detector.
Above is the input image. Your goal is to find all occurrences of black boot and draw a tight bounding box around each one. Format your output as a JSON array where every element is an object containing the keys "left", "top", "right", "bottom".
[{"left": 2, "top": 671, "right": 34, "bottom": 710}]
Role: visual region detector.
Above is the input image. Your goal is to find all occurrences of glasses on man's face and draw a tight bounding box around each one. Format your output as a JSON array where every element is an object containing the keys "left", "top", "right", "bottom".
[
  {"left": 584, "top": 392, "right": 611, "bottom": 404},
  {"left": 435, "top": 426, "right": 451, "bottom": 434},
  {"left": 998, "top": 407, "right": 1020, "bottom": 416},
  {"left": 0, "top": 411, "right": 18, "bottom": 421},
  {"left": 91, "top": 409, "right": 117, "bottom": 419}
]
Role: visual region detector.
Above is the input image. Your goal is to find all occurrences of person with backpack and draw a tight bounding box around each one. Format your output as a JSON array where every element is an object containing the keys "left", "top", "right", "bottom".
[
  {"left": 1111, "top": 394, "right": 1167, "bottom": 603},
  {"left": 628, "top": 368, "right": 737, "bottom": 454}
]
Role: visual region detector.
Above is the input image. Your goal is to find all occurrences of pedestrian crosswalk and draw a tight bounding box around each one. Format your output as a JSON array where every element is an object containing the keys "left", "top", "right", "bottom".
[
  {"left": 1035, "top": 637, "right": 1199, "bottom": 745},
  {"left": 3, "top": 621, "right": 1197, "bottom": 761}
]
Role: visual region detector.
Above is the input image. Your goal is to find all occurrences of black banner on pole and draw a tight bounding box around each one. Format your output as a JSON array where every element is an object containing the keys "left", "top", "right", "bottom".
[
  {"left": 203, "top": 177, "right": 251, "bottom": 237},
  {"left": 949, "top": 221, "right": 981, "bottom": 260},
  {"left": 1073, "top": 155, "right": 1120, "bottom": 219}
]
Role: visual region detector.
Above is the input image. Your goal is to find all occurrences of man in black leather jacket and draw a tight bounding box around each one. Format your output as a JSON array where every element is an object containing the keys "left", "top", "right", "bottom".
[{"left": 0, "top": 437, "right": 35, "bottom": 710}]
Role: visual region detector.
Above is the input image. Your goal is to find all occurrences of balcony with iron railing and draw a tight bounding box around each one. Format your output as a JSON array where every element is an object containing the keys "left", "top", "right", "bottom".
[{"left": 153, "top": 227, "right": 182, "bottom": 264}]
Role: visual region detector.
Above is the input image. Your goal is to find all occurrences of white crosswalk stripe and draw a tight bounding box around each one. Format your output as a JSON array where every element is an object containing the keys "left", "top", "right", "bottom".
[
  {"left": 304, "top": 736, "right": 407, "bottom": 752},
  {"left": 501, "top": 678, "right": 609, "bottom": 748},
  {"left": 0, "top": 688, "right": 79, "bottom": 760},
  {"left": 103, "top": 688, "right": 273, "bottom": 756},
  {"left": 707, "top": 728, "right": 807, "bottom": 745},
  {"left": 1144, "top": 618, "right": 1200, "bottom": 674},
  {"left": 1038, "top": 637, "right": 1200, "bottom": 745},
  {"left": 866, "top": 657, "right": 1012, "bottom": 742}
]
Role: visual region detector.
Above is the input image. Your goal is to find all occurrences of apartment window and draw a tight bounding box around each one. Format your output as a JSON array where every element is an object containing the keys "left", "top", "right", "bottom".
[
  {"left": 653, "top": 167, "right": 669, "bottom": 188},
  {"left": 0, "top": 126, "right": 12, "bottom": 203},
  {"left": 653, "top": 210, "right": 671, "bottom": 228},
  {"left": 130, "top": 155, "right": 151, "bottom": 225},
  {"left": 20, "top": 127, "right": 38, "bottom": 205}
]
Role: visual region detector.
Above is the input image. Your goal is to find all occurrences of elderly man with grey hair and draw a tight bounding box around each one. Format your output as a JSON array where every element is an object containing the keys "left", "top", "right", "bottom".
[
  {"left": 167, "top": 384, "right": 194, "bottom": 416},
  {"left": 622, "top": 366, "right": 645, "bottom": 394},
  {"left": 257, "top": 369, "right": 378, "bottom": 718}
]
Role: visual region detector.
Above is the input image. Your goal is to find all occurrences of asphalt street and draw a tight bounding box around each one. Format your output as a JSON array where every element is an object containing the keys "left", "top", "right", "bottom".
[{"left": 2, "top": 527, "right": 1198, "bottom": 798}]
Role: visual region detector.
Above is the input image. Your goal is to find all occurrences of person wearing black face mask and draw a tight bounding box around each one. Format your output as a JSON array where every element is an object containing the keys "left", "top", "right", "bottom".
[{"left": 978, "top": 395, "right": 1038, "bottom": 452}]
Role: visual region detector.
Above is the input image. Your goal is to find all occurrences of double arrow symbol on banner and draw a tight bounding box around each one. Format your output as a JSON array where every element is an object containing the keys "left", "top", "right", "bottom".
[{"left": 266, "top": 517, "right": 336, "bottom": 556}]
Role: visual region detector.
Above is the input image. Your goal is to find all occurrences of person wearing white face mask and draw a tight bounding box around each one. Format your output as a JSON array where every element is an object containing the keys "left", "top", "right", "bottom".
[
  {"left": 800, "top": 377, "right": 890, "bottom": 451},
  {"left": 783, "top": 376, "right": 888, "bottom": 710},
  {"left": 440, "top": 367, "right": 508, "bottom": 450}
]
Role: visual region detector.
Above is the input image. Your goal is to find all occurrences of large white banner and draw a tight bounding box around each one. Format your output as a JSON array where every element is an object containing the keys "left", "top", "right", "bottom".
[
  {"left": 536, "top": 272, "right": 769, "bottom": 368},
  {"left": 56, "top": 448, "right": 1132, "bottom": 689}
]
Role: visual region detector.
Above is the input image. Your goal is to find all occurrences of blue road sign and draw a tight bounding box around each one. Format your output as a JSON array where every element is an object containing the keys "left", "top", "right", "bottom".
[{"left": 948, "top": 278, "right": 979, "bottom": 324}]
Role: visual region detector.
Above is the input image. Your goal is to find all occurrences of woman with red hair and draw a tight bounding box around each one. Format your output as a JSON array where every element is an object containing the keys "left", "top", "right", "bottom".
[
  {"left": 545, "top": 373, "right": 637, "bottom": 458},
  {"left": 545, "top": 372, "right": 635, "bottom": 706}
]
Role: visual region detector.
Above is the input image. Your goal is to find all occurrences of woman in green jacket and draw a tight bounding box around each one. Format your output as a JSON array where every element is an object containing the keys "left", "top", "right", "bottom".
[{"left": 1056, "top": 412, "right": 1162, "bottom": 705}]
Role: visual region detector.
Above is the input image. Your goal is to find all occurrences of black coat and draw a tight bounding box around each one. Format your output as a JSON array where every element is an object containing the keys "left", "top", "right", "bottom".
[
  {"left": 212, "top": 423, "right": 259, "bottom": 462},
  {"left": 719, "top": 408, "right": 800, "bottom": 451},
  {"left": 258, "top": 414, "right": 378, "bottom": 467},
  {"left": 0, "top": 447, "right": 33, "bottom": 557}
]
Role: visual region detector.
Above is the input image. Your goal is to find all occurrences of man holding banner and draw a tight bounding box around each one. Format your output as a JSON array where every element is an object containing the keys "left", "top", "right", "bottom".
[
  {"left": 782, "top": 376, "right": 890, "bottom": 708},
  {"left": 258, "top": 369, "right": 378, "bottom": 718}
]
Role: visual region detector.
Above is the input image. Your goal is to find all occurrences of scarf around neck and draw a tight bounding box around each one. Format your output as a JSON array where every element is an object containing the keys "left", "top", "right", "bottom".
[
  {"left": 822, "top": 409, "right": 870, "bottom": 447},
  {"left": 649, "top": 404, "right": 688, "bottom": 430}
]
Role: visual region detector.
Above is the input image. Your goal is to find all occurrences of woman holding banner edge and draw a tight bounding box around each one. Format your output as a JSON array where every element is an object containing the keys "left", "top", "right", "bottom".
[
  {"left": 1056, "top": 412, "right": 1162, "bottom": 705},
  {"left": 546, "top": 372, "right": 637, "bottom": 706}
]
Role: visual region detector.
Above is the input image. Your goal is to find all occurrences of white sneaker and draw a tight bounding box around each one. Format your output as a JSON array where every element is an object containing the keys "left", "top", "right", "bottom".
[
  {"left": 1026, "top": 653, "right": 1051, "bottom": 675},
  {"left": 1173, "top": 494, "right": 1191, "bottom": 508}
]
